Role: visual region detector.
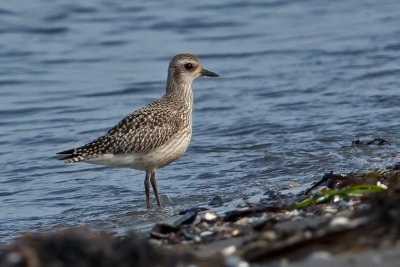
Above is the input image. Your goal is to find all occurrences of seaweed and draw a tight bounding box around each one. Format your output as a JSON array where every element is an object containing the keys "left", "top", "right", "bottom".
[{"left": 293, "top": 184, "right": 386, "bottom": 209}]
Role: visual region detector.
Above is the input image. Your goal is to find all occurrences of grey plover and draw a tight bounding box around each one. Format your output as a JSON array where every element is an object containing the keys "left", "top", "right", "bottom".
[{"left": 58, "top": 54, "right": 218, "bottom": 208}]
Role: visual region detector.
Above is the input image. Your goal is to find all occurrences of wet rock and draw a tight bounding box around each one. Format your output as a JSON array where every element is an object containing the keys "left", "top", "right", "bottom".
[
  {"left": 352, "top": 138, "right": 391, "bottom": 146},
  {"left": 0, "top": 230, "right": 207, "bottom": 267},
  {"left": 224, "top": 206, "right": 281, "bottom": 222},
  {"left": 263, "top": 190, "right": 281, "bottom": 200},
  {"left": 151, "top": 208, "right": 199, "bottom": 237},
  {"left": 260, "top": 190, "right": 282, "bottom": 205},
  {"left": 393, "top": 162, "right": 400, "bottom": 171},
  {"left": 178, "top": 207, "right": 208, "bottom": 215}
]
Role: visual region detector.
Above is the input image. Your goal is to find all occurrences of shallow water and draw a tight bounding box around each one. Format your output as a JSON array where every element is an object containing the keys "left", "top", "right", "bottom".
[{"left": 1, "top": 0, "right": 400, "bottom": 243}]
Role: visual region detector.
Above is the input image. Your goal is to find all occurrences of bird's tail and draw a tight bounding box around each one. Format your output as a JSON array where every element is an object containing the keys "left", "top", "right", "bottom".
[
  {"left": 57, "top": 136, "right": 110, "bottom": 163},
  {"left": 57, "top": 148, "right": 86, "bottom": 163}
]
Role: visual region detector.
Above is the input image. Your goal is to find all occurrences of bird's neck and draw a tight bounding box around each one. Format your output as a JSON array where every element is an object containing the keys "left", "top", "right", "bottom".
[{"left": 165, "top": 77, "right": 194, "bottom": 110}]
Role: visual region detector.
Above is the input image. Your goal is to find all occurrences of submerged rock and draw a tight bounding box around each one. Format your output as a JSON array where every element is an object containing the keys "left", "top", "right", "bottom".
[{"left": 209, "top": 195, "right": 224, "bottom": 207}]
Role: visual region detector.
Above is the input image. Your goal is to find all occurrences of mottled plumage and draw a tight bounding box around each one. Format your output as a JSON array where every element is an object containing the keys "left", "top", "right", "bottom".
[{"left": 58, "top": 53, "right": 218, "bottom": 208}]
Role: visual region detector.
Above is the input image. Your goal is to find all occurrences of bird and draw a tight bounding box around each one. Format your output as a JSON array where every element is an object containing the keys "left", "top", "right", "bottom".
[{"left": 58, "top": 53, "right": 219, "bottom": 208}]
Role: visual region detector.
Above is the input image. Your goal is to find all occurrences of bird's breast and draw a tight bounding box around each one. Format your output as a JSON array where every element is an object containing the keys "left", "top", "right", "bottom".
[{"left": 87, "top": 129, "right": 192, "bottom": 170}]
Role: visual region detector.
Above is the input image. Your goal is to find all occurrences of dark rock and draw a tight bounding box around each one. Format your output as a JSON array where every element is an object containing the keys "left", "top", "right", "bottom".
[
  {"left": 0, "top": 230, "right": 201, "bottom": 267},
  {"left": 224, "top": 206, "right": 281, "bottom": 222},
  {"left": 151, "top": 208, "right": 200, "bottom": 237},
  {"left": 178, "top": 207, "right": 208, "bottom": 215}
]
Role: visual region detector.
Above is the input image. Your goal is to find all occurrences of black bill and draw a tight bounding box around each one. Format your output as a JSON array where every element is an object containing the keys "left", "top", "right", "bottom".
[{"left": 201, "top": 68, "right": 219, "bottom": 77}]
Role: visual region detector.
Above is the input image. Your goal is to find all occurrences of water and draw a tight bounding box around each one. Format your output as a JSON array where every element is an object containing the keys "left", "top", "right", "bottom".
[{"left": 1, "top": 0, "right": 400, "bottom": 244}]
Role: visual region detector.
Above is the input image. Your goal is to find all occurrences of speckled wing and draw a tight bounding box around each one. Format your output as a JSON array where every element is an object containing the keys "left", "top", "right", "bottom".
[
  {"left": 106, "top": 107, "right": 182, "bottom": 154},
  {"left": 58, "top": 107, "right": 182, "bottom": 162}
]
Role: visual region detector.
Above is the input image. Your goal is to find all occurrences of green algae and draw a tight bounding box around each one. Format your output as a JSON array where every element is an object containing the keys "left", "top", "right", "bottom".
[{"left": 293, "top": 184, "right": 386, "bottom": 209}]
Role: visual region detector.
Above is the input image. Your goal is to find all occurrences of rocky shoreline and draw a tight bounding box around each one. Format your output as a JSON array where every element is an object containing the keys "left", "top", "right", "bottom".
[{"left": 1, "top": 162, "right": 399, "bottom": 267}]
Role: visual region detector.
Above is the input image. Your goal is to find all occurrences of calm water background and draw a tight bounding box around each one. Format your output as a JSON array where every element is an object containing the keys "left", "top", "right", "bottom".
[{"left": 1, "top": 0, "right": 399, "bottom": 243}]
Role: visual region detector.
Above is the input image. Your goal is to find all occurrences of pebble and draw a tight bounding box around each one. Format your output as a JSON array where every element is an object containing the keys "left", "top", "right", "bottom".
[
  {"left": 333, "top": 195, "right": 341, "bottom": 202},
  {"left": 304, "top": 231, "right": 312, "bottom": 239},
  {"left": 323, "top": 205, "right": 338, "bottom": 214},
  {"left": 308, "top": 251, "right": 333, "bottom": 261},
  {"left": 200, "top": 231, "right": 214, "bottom": 238},
  {"left": 329, "top": 216, "right": 350, "bottom": 227},
  {"left": 377, "top": 181, "right": 388, "bottom": 189},
  {"left": 193, "top": 236, "right": 201, "bottom": 243},
  {"left": 221, "top": 245, "right": 236, "bottom": 256},
  {"left": 235, "top": 217, "right": 265, "bottom": 226},
  {"left": 231, "top": 229, "right": 241, "bottom": 236},
  {"left": 284, "top": 209, "right": 300, "bottom": 216},
  {"left": 261, "top": 231, "right": 278, "bottom": 242},
  {"left": 203, "top": 212, "right": 219, "bottom": 222},
  {"left": 6, "top": 252, "right": 23, "bottom": 264},
  {"left": 224, "top": 256, "right": 250, "bottom": 267}
]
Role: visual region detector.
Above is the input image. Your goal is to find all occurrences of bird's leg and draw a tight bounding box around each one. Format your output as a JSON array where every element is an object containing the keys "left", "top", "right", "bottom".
[
  {"left": 150, "top": 170, "right": 161, "bottom": 207},
  {"left": 144, "top": 171, "right": 151, "bottom": 208}
]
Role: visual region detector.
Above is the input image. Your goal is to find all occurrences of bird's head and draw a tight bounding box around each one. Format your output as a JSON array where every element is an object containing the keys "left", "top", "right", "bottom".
[{"left": 168, "top": 53, "right": 219, "bottom": 85}]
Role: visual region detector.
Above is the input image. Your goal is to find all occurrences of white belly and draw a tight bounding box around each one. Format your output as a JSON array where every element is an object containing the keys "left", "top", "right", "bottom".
[{"left": 86, "top": 130, "right": 192, "bottom": 170}]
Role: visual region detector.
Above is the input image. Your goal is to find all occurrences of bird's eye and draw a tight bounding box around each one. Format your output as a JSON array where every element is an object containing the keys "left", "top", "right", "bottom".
[{"left": 184, "top": 63, "right": 193, "bottom": 70}]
